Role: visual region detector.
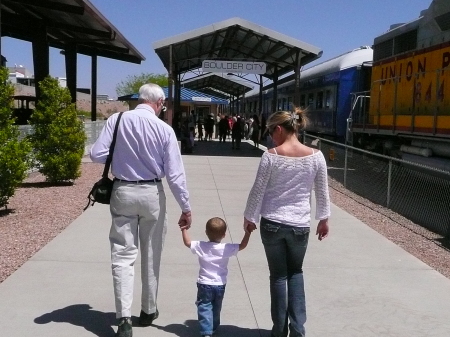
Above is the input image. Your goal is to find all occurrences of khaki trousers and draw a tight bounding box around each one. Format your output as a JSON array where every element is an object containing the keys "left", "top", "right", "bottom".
[{"left": 109, "top": 181, "right": 167, "bottom": 318}]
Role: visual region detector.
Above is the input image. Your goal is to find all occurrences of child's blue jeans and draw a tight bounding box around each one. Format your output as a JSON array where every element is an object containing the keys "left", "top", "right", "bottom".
[{"left": 196, "top": 283, "right": 226, "bottom": 335}]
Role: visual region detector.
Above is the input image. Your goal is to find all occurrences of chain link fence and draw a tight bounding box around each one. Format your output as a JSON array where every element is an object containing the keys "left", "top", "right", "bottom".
[{"left": 303, "top": 133, "right": 450, "bottom": 237}]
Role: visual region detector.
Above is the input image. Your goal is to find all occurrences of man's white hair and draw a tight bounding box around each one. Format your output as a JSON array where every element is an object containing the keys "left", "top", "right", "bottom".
[{"left": 138, "top": 83, "right": 165, "bottom": 103}]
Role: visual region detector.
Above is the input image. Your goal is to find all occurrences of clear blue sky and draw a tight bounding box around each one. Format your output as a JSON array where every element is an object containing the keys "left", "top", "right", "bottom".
[{"left": 2, "top": 0, "right": 431, "bottom": 99}]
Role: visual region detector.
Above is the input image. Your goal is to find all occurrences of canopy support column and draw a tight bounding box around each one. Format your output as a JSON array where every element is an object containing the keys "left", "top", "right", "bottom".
[
  {"left": 91, "top": 55, "right": 97, "bottom": 121},
  {"left": 294, "top": 51, "right": 303, "bottom": 107},
  {"left": 272, "top": 67, "right": 278, "bottom": 112},
  {"left": 167, "top": 44, "right": 174, "bottom": 125},
  {"left": 173, "top": 71, "right": 181, "bottom": 135},
  {"left": 0, "top": 0, "right": 2, "bottom": 61},
  {"left": 65, "top": 44, "right": 78, "bottom": 103},
  {"left": 32, "top": 29, "right": 49, "bottom": 100},
  {"left": 259, "top": 75, "right": 263, "bottom": 116}
]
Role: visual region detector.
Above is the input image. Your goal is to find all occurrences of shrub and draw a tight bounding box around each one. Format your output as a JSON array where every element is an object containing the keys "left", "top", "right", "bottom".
[
  {"left": 0, "top": 67, "right": 31, "bottom": 208},
  {"left": 29, "top": 76, "right": 86, "bottom": 183}
]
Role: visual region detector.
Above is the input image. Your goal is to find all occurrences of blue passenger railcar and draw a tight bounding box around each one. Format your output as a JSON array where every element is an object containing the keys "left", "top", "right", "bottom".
[
  {"left": 302, "top": 47, "right": 372, "bottom": 139},
  {"left": 247, "top": 46, "right": 373, "bottom": 140},
  {"left": 293, "top": 47, "right": 372, "bottom": 139}
]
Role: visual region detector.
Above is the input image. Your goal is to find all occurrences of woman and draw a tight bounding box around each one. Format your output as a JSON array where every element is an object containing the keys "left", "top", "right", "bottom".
[
  {"left": 251, "top": 114, "right": 261, "bottom": 148},
  {"left": 243, "top": 108, "right": 330, "bottom": 337}
]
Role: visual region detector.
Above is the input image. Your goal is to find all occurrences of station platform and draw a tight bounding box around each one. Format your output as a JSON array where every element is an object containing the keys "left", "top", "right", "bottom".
[{"left": 1, "top": 140, "right": 450, "bottom": 337}]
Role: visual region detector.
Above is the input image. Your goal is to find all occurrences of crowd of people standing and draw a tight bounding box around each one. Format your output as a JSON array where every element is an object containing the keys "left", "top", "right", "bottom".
[{"left": 180, "top": 111, "right": 266, "bottom": 152}]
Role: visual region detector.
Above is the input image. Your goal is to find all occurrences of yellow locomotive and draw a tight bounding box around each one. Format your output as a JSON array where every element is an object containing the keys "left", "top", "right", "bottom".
[{"left": 352, "top": 0, "right": 450, "bottom": 169}]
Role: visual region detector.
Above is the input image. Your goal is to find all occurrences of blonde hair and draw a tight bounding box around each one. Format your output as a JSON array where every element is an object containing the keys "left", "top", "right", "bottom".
[
  {"left": 206, "top": 217, "right": 227, "bottom": 241},
  {"left": 266, "top": 107, "right": 308, "bottom": 135}
]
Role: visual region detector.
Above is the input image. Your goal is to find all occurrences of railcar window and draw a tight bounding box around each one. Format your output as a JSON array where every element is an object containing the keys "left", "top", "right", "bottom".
[
  {"left": 435, "top": 12, "right": 450, "bottom": 31},
  {"left": 282, "top": 98, "right": 286, "bottom": 110},
  {"left": 374, "top": 38, "right": 393, "bottom": 62},
  {"left": 316, "top": 91, "right": 324, "bottom": 109},
  {"left": 300, "top": 94, "right": 305, "bottom": 108},
  {"left": 325, "top": 90, "right": 331, "bottom": 108},
  {"left": 394, "top": 30, "right": 417, "bottom": 55},
  {"left": 287, "top": 97, "right": 292, "bottom": 110},
  {"left": 308, "top": 93, "right": 314, "bottom": 109}
]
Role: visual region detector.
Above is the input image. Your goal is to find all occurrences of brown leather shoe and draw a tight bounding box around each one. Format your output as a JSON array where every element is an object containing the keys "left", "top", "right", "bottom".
[{"left": 139, "top": 309, "right": 159, "bottom": 326}]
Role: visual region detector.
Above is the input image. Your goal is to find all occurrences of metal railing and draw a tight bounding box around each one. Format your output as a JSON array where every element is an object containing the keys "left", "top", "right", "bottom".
[
  {"left": 18, "top": 120, "right": 107, "bottom": 155},
  {"left": 303, "top": 132, "right": 450, "bottom": 237}
]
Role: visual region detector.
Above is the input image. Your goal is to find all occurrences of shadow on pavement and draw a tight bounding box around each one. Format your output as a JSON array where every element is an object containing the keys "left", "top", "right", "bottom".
[
  {"left": 153, "top": 319, "right": 270, "bottom": 337},
  {"left": 182, "top": 139, "right": 266, "bottom": 157},
  {"left": 34, "top": 304, "right": 116, "bottom": 337}
]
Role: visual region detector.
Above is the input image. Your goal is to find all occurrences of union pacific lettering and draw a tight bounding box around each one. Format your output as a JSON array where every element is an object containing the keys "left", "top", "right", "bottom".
[
  {"left": 378, "top": 58, "right": 427, "bottom": 84},
  {"left": 373, "top": 46, "right": 450, "bottom": 85}
]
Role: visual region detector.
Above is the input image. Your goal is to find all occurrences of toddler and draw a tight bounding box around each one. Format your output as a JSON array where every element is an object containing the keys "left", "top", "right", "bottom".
[{"left": 181, "top": 217, "right": 252, "bottom": 337}]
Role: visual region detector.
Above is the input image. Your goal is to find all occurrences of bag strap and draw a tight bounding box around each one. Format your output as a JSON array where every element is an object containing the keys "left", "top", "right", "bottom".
[{"left": 102, "top": 112, "right": 124, "bottom": 178}]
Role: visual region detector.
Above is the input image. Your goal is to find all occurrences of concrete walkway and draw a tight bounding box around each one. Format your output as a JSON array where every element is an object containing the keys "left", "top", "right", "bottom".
[{"left": 1, "top": 140, "right": 450, "bottom": 337}]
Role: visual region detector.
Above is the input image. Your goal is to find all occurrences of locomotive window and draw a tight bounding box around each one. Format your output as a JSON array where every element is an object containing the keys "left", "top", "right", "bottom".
[
  {"left": 325, "top": 90, "right": 331, "bottom": 108},
  {"left": 394, "top": 29, "right": 417, "bottom": 55},
  {"left": 316, "top": 91, "right": 324, "bottom": 109},
  {"left": 373, "top": 38, "right": 393, "bottom": 61},
  {"left": 435, "top": 12, "right": 450, "bottom": 31}
]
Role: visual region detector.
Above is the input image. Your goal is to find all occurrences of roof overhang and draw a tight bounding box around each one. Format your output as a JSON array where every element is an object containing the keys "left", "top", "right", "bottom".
[
  {"left": 182, "top": 73, "right": 254, "bottom": 97},
  {"left": 118, "top": 86, "right": 229, "bottom": 105},
  {"left": 1, "top": 0, "right": 145, "bottom": 64},
  {"left": 153, "top": 17, "right": 322, "bottom": 80}
]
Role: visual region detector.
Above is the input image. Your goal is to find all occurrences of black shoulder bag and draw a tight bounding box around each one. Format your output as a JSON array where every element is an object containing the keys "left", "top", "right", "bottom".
[{"left": 84, "top": 112, "right": 124, "bottom": 211}]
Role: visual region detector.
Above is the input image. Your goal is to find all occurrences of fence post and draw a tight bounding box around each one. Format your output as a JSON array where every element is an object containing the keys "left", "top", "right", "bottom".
[
  {"left": 344, "top": 145, "right": 348, "bottom": 188},
  {"left": 302, "top": 131, "right": 306, "bottom": 144},
  {"left": 387, "top": 159, "right": 392, "bottom": 207}
]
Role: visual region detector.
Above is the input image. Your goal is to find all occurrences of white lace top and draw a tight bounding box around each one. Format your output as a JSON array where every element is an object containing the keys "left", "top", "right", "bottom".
[{"left": 244, "top": 150, "right": 330, "bottom": 227}]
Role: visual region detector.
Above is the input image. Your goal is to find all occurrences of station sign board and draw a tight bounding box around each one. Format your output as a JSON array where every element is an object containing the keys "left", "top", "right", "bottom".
[{"left": 202, "top": 60, "right": 266, "bottom": 74}]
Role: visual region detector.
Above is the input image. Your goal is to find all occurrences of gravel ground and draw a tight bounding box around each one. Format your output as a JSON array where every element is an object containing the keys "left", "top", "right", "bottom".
[
  {"left": 0, "top": 161, "right": 104, "bottom": 283},
  {"left": 1, "top": 161, "right": 449, "bottom": 283}
]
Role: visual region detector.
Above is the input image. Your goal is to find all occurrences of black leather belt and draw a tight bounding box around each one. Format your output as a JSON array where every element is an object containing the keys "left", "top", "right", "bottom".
[{"left": 114, "top": 178, "right": 161, "bottom": 183}]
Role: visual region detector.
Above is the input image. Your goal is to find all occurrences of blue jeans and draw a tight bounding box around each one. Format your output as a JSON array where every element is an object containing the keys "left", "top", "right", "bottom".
[
  {"left": 196, "top": 283, "right": 226, "bottom": 336},
  {"left": 260, "top": 217, "right": 310, "bottom": 337}
]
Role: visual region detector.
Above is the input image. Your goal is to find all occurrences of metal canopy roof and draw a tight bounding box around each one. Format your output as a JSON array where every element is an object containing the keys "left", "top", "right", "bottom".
[
  {"left": 182, "top": 73, "right": 254, "bottom": 97},
  {"left": 1, "top": 0, "right": 145, "bottom": 64},
  {"left": 118, "top": 86, "right": 229, "bottom": 105},
  {"left": 153, "top": 17, "right": 322, "bottom": 80}
]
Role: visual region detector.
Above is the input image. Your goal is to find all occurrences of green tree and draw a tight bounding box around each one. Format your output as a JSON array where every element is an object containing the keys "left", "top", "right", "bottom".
[
  {"left": 0, "top": 67, "right": 31, "bottom": 209},
  {"left": 116, "top": 72, "right": 168, "bottom": 96},
  {"left": 29, "top": 76, "right": 86, "bottom": 183}
]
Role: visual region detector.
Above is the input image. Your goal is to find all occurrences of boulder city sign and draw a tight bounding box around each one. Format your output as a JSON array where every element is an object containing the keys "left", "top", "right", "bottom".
[{"left": 202, "top": 60, "right": 266, "bottom": 74}]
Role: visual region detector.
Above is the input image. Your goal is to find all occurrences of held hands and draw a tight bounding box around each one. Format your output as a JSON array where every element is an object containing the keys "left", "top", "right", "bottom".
[
  {"left": 243, "top": 218, "right": 257, "bottom": 233},
  {"left": 316, "top": 219, "right": 329, "bottom": 241},
  {"left": 179, "top": 211, "right": 192, "bottom": 230}
]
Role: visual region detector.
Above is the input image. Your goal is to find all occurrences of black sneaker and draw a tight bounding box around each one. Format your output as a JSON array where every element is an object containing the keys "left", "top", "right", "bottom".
[
  {"left": 115, "top": 317, "right": 132, "bottom": 337},
  {"left": 139, "top": 309, "right": 159, "bottom": 326}
]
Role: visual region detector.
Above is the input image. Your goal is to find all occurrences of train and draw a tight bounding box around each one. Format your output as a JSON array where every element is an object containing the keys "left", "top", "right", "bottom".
[{"left": 244, "top": 0, "right": 450, "bottom": 171}]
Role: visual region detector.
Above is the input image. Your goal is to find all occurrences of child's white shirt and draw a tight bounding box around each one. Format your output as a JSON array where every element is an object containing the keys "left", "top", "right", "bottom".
[{"left": 190, "top": 241, "right": 239, "bottom": 285}]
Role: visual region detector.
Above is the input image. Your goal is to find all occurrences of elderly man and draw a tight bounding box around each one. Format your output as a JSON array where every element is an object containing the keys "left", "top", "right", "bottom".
[{"left": 90, "top": 83, "right": 192, "bottom": 337}]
